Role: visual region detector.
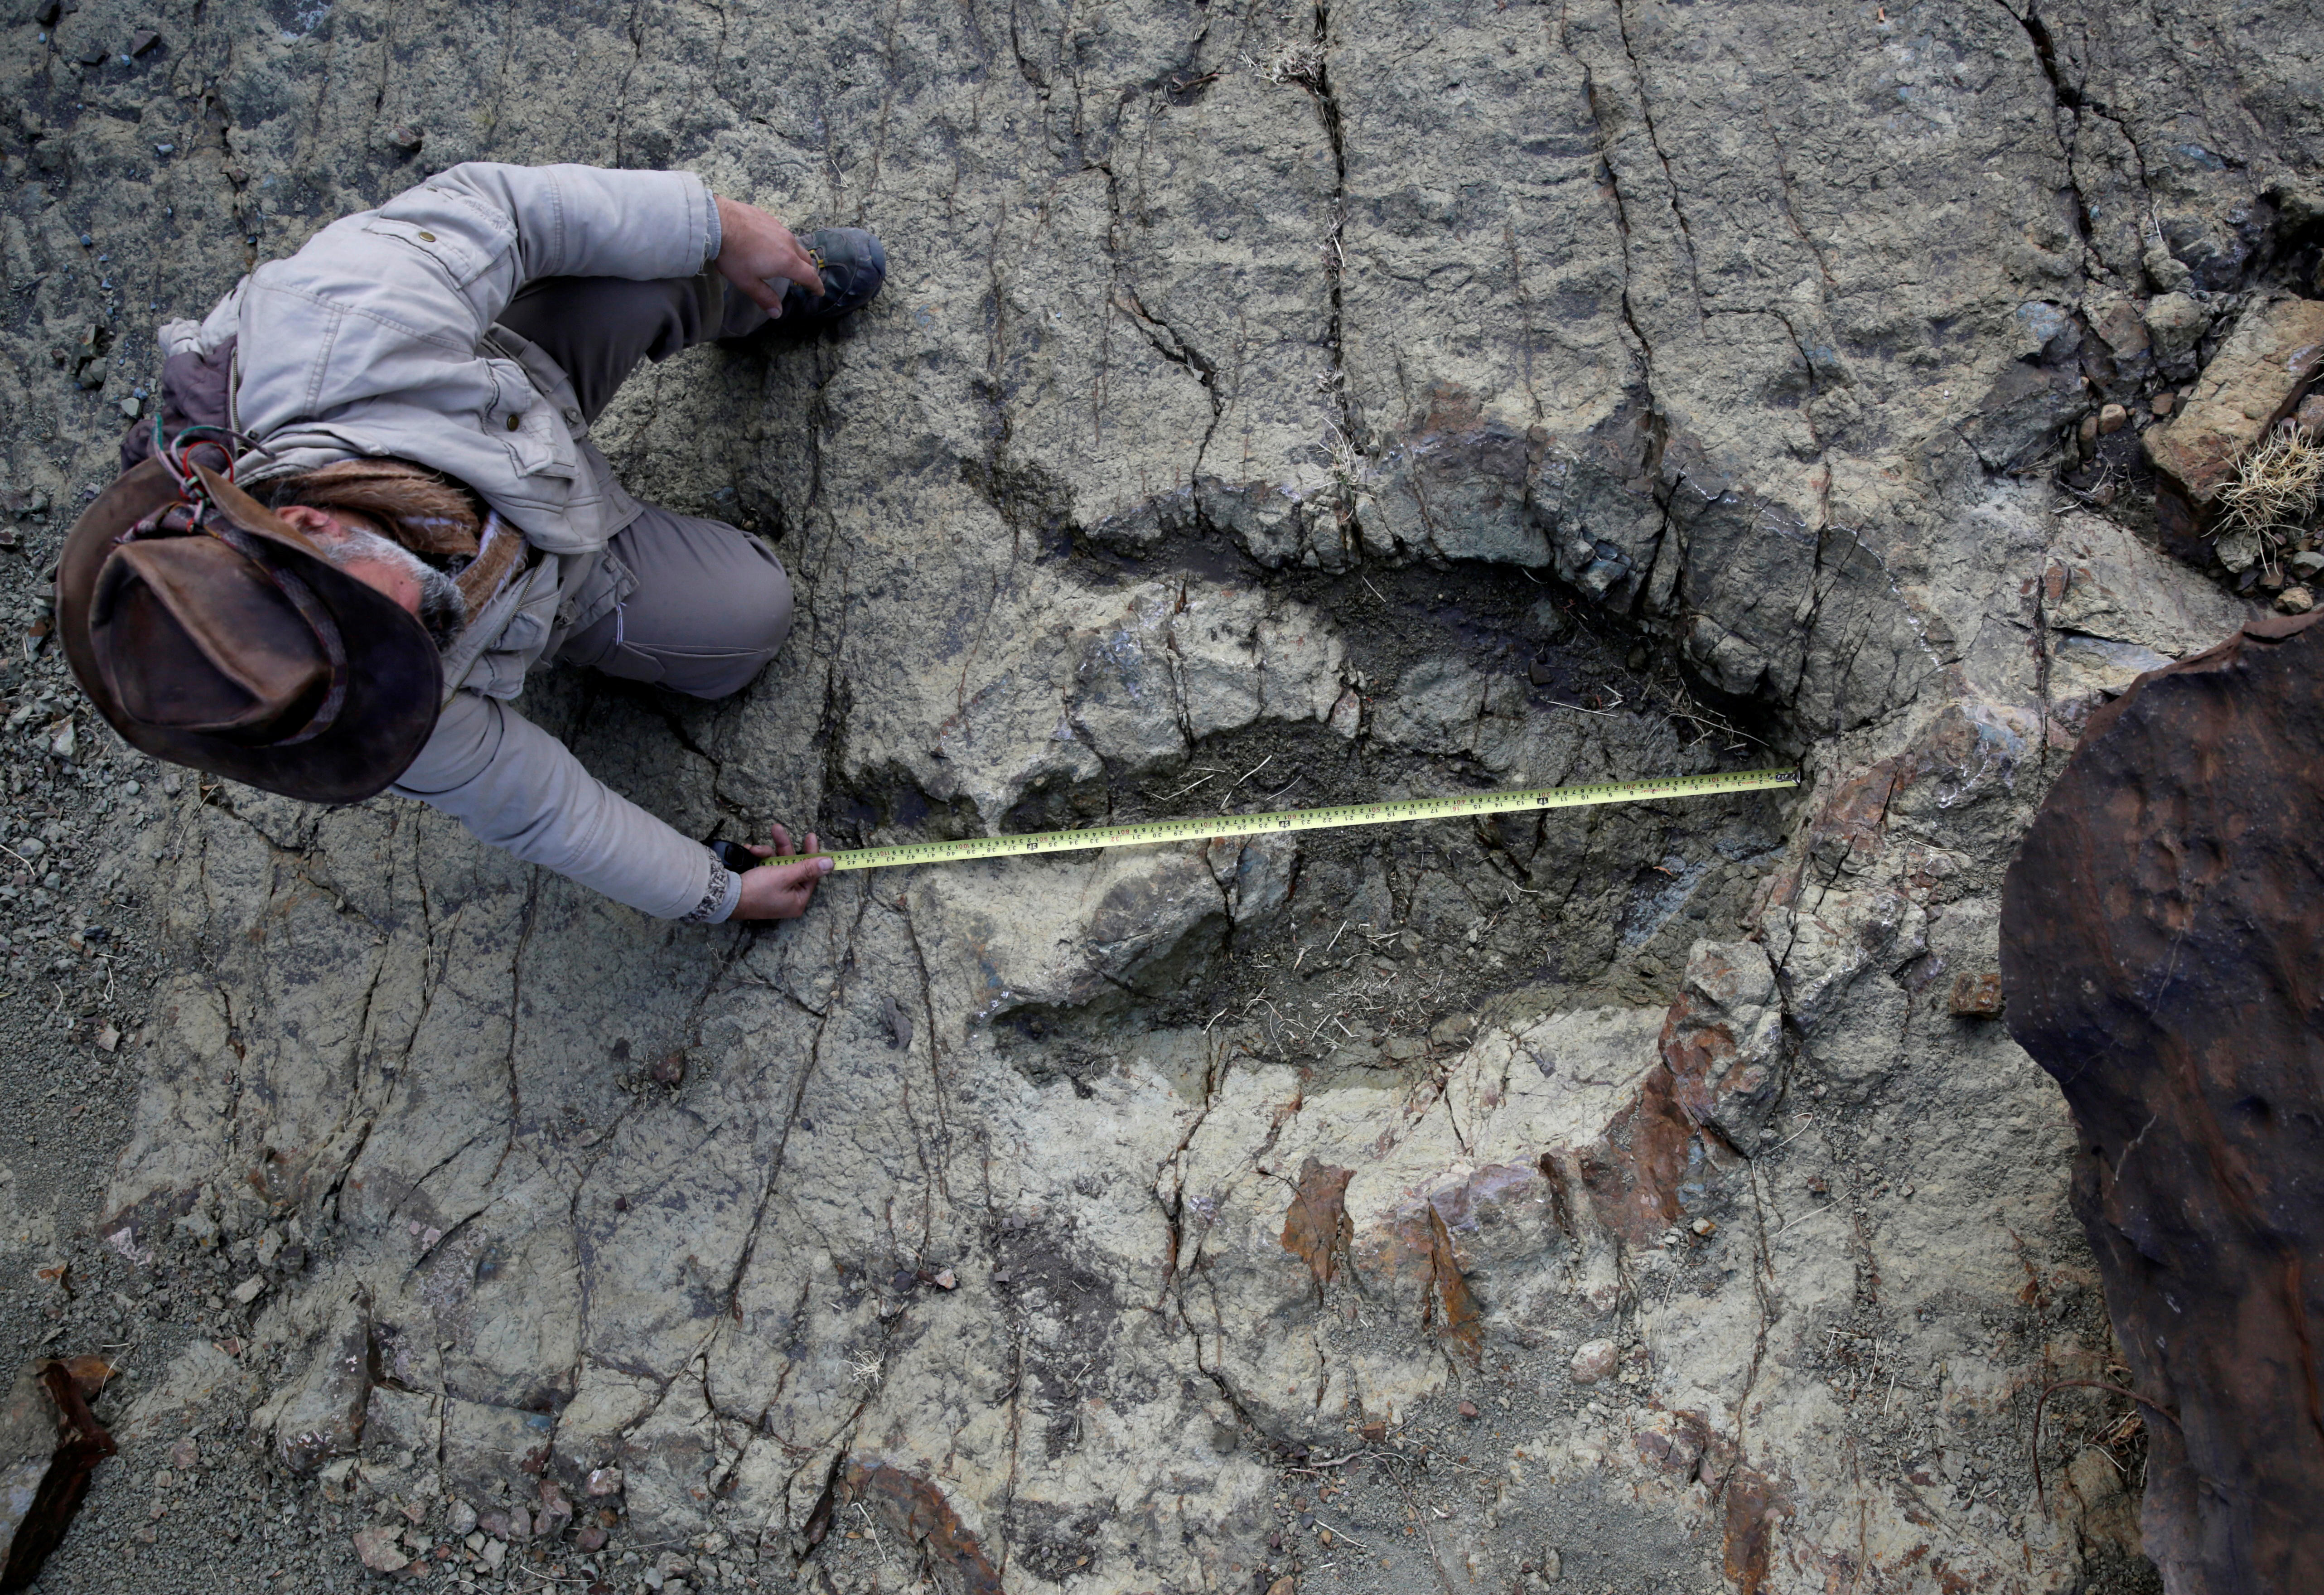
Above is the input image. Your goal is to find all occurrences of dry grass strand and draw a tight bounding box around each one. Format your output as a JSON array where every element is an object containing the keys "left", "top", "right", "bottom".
[{"left": 2216, "top": 425, "right": 2324, "bottom": 545}]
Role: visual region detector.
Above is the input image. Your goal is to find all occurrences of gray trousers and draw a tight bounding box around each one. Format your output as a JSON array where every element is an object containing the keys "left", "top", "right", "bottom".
[{"left": 496, "top": 273, "right": 792, "bottom": 700}]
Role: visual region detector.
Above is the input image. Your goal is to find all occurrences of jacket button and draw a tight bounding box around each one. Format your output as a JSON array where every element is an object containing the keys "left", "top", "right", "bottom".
[
  {"left": 563, "top": 407, "right": 582, "bottom": 425},
  {"left": 417, "top": 230, "right": 436, "bottom": 242},
  {"left": 505, "top": 414, "right": 522, "bottom": 431}
]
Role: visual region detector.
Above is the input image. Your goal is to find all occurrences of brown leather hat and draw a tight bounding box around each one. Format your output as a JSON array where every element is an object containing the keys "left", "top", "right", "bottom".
[{"left": 56, "top": 457, "right": 444, "bottom": 804}]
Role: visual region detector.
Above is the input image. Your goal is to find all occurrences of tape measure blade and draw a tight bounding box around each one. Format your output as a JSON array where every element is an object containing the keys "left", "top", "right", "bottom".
[{"left": 819, "top": 766, "right": 1796, "bottom": 871}]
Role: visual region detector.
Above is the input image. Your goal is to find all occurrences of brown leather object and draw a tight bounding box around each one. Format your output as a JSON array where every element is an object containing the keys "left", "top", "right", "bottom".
[
  {"left": 55, "top": 459, "right": 443, "bottom": 804},
  {"left": 2001, "top": 610, "right": 2324, "bottom": 1592}
]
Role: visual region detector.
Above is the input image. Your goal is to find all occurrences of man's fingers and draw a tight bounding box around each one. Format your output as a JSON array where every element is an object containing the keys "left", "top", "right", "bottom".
[
  {"left": 771, "top": 246, "right": 826, "bottom": 295},
  {"left": 713, "top": 195, "right": 827, "bottom": 317},
  {"left": 769, "top": 822, "right": 796, "bottom": 856},
  {"left": 763, "top": 856, "right": 832, "bottom": 918},
  {"left": 759, "top": 228, "right": 823, "bottom": 291}
]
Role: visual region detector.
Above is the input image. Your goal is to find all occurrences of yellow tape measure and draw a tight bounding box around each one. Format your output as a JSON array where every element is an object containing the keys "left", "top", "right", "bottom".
[{"left": 816, "top": 767, "right": 1799, "bottom": 872}]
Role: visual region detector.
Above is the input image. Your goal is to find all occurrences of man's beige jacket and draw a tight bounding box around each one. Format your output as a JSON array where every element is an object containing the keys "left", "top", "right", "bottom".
[{"left": 159, "top": 163, "right": 735, "bottom": 920}]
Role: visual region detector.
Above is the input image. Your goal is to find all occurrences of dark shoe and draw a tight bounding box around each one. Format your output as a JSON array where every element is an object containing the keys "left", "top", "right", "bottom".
[{"left": 779, "top": 227, "right": 886, "bottom": 325}]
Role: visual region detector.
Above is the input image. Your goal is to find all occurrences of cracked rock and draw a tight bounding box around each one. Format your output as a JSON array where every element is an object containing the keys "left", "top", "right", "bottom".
[{"left": 12, "top": 1, "right": 2315, "bottom": 1590}]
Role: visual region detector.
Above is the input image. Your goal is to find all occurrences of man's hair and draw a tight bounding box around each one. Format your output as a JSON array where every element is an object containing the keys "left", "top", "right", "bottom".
[{"left": 267, "top": 459, "right": 484, "bottom": 559}]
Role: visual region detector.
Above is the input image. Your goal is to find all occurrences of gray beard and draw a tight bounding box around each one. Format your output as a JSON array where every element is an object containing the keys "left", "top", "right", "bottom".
[{"left": 315, "top": 526, "right": 468, "bottom": 648}]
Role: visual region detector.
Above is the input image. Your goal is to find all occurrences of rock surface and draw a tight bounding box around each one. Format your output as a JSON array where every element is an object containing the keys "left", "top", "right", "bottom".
[
  {"left": 2003, "top": 613, "right": 2324, "bottom": 1595},
  {"left": 0, "top": 0, "right": 2314, "bottom": 1591}
]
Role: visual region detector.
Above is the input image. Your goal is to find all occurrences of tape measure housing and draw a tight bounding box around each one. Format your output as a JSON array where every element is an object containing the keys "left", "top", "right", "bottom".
[{"left": 819, "top": 767, "right": 1798, "bottom": 873}]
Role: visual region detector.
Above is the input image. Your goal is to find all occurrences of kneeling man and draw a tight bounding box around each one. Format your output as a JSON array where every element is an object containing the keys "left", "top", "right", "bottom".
[{"left": 57, "top": 163, "right": 882, "bottom": 923}]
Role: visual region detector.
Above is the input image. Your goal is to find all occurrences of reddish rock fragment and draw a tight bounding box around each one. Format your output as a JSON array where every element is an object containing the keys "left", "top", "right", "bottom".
[
  {"left": 0, "top": 1362, "right": 116, "bottom": 1588},
  {"left": 1659, "top": 940, "right": 1785, "bottom": 1149},
  {"left": 1277, "top": 1159, "right": 1353, "bottom": 1290},
  {"left": 1947, "top": 972, "right": 2002, "bottom": 1016},
  {"left": 1720, "top": 1466, "right": 1792, "bottom": 1595},
  {"left": 351, "top": 1524, "right": 407, "bottom": 1573},
  {"left": 844, "top": 1463, "right": 1001, "bottom": 1595}
]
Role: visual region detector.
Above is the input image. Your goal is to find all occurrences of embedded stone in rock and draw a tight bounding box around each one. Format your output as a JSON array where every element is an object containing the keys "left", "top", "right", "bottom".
[
  {"left": 1947, "top": 972, "right": 2002, "bottom": 1017},
  {"left": 2002, "top": 611, "right": 2324, "bottom": 1592},
  {"left": 350, "top": 1524, "right": 406, "bottom": 1573},
  {"left": 2145, "top": 295, "right": 2324, "bottom": 511},
  {"left": 439, "top": 1398, "right": 557, "bottom": 1503},
  {"left": 1686, "top": 617, "right": 1773, "bottom": 699},
  {"left": 259, "top": 1299, "right": 369, "bottom": 1475},
  {"left": 2143, "top": 292, "right": 2209, "bottom": 366},
  {"left": 533, "top": 1481, "right": 573, "bottom": 1539},
  {"left": 1659, "top": 940, "right": 1785, "bottom": 1151},
  {"left": 1371, "top": 658, "right": 1489, "bottom": 754},
  {"left": 844, "top": 1463, "right": 1001, "bottom": 1595},
  {"left": 1278, "top": 1158, "right": 1354, "bottom": 1290},
  {"left": 2145, "top": 246, "right": 2196, "bottom": 296},
  {"left": 1569, "top": 1341, "right": 1618, "bottom": 1386},
  {"left": 912, "top": 836, "right": 1284, "bottom": 1019}
]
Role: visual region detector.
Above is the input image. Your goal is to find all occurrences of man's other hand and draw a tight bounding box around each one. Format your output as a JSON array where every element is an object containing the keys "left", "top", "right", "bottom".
[
  {"left": 731, "top": 822, "right": 834, "bottom": 920},
  {"left": 713, "top": 197, "right": 825, "bottom": 317}
]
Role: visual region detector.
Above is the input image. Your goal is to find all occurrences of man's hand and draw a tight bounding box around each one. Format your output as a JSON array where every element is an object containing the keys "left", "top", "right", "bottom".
[
  {"left": 731, "top": 823, "right": 833, "bottom": 920},
  {"left": 713, "top": 196, "right": 826, "bottom": 317}
]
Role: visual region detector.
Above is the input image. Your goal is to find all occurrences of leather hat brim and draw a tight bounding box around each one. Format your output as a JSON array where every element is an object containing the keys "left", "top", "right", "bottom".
[{"left": 57, "top": 458, "right": 445, "bottom": 805}]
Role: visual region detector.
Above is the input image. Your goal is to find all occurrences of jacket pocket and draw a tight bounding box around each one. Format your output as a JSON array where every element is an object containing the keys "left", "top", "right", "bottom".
[
  {"left": 482, "top": 357, "right": 579, "bottom": 481},
  {"left": 360, "top": 216, "right": 490, "bottom": 288}
]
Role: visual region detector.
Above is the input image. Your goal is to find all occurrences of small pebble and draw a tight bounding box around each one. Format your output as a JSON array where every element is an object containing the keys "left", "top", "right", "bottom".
[
  {"left": 2150, "top": 389, "right": 2177, "bottom": 417},
  {"left": 353, "top": 1526, "right": 408, "bottom": 1573},
  {"left": 1569, "top": 1339, "right": 1618, "bottom": 1385},
  {"left": 2277, "top": 585, "right": 2314, "bottom": 615},
  {"left": 2098, "top": 402, "right": 2128, "bottom": 435}
]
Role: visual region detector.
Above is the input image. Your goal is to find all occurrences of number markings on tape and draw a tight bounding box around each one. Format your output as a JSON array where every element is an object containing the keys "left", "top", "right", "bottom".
[{"left": 816, "top": 767, "right": 1799, "bottom": 873}]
